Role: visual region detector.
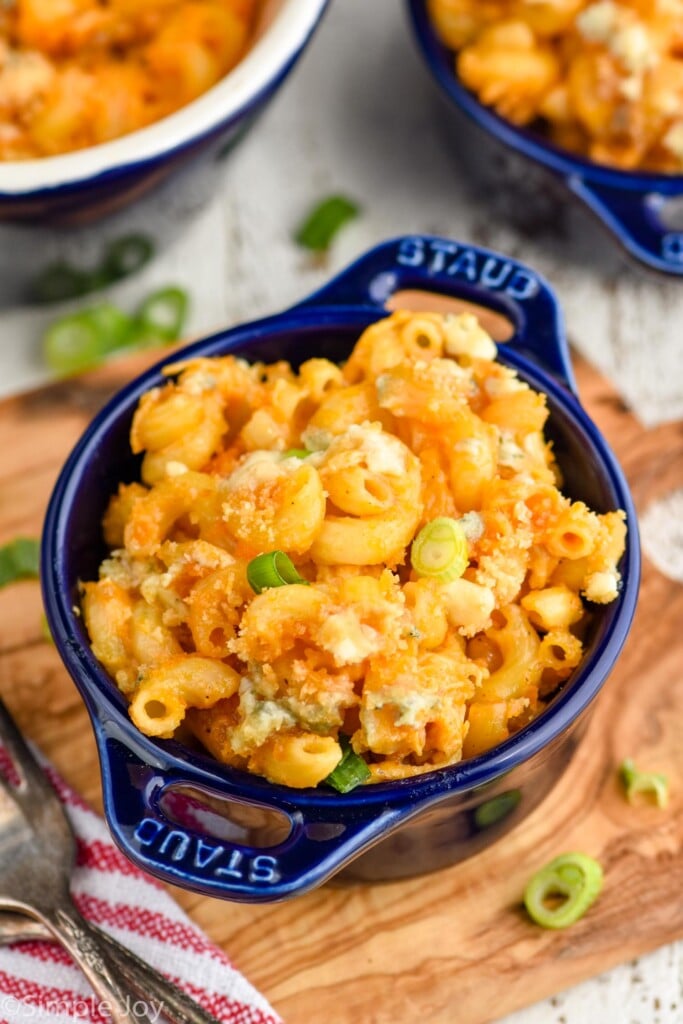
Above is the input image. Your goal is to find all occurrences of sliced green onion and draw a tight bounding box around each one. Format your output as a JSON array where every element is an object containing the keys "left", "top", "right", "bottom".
[
  {"left": 524, "top": 853, "right": 603, "bottom": 929},
  {"left": 135, "top": 286, "right": 189, "bottom": 342},
  {"left": 101, "top": 234, "right": 154, "bottom": 283},
  {"left": 411, "top": 517, "right": 469, "bottom": 582},
  {"left": 246, "top": 551, "right": 309, "bottom": 594},
  {"left": 0, "top": 538, "right": 40, "bottom": 589},
  {"left": 294, "top": 195, "right": 360, "bottom": 253},
  {"left": 473, "top": 790, "right": 521, "bottom": 829},
  {"left": 43, "top": 304, "right": 135, "bottom": 376},
  {"left": 123, "top": 322, "right": 171, "bottom": 351},
  {"left": 31, "top": 263, "right": 92, "bottom": 304},
  {"left": 325, "top": 736, "right": 371, "bottom": 793},
  {"left": 31, "top": 234, "right": 153, "bottom": 304},
  {"left": 282, "top": 449, "right": 310, "bottom": 460},
  {"left": 620, "top": 758, "right": 668, "bottom": 808}
]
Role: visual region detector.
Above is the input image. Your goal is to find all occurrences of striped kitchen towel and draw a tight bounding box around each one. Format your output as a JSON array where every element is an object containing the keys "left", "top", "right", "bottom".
[{"left": 0, "top": 762, "right": 282, "bottom": 1024}]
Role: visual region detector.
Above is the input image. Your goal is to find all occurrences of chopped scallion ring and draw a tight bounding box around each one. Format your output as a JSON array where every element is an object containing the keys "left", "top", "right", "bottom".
[
  {"left": 411, "top": 517, "right": 469, "bottom": 582},
  {"left": 282, "top": 449, "right": 310, "bottom": 459},
  {"left": 32, "top": 234, "right": 154, "bottom": 304},
  {"left": 524, "top": 852, "right": 603, "bottom": 929},
  {"left": 102, "top": 234, "right": 154, "bottom": 283},
  {"left": 325, "top": 736, "right": 371, "bottom": 793},
  {"left": 620, "top": 758, "right": 669, "bottom": 808},
  {"left": 31, "top": 263, "right": 91, "bottom": 304},
  {"left": 246, "top": 551, "right": 309, "bottom": 594},
  {"left": 135, "top": 286, "right": 189, "bottom": 342},
  {"left": 0, "top": 538, "right": 41, "bottom": 589},
  {"left": 43, "top": 304, "right": 135, "bottom": 376},
  {"left": 294, "top": 195, "right": 360, "bottom": 253},
  {"left": 473, "top": 790, "right": 521, "bottom": 829}
]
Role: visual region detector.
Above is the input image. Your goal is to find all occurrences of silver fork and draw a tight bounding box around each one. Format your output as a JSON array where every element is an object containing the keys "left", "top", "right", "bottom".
[
  {"left": 0, "top": 911, "right": 228, "bottom": 1023},
  {"left": 0, "top": 698, "right": 225, "bottom": 1024}
]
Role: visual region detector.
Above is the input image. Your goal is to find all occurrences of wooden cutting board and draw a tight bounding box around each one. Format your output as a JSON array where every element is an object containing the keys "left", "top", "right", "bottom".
[{"left": 0, "top": 348, "right": 681, "bottom": 1024}]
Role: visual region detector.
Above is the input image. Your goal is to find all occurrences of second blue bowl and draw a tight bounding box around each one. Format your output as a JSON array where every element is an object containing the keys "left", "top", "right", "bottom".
[{"left": 408, "top": 0, "right": 683, "bottom": 276}]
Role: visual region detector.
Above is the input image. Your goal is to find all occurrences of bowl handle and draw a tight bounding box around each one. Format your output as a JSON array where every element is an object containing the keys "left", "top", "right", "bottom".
[
  {"left": 295, "top": 235, "right": 576, "bottom": 393},
  {"left": 94, "top": 719, "right": 413, "bottom": 903},
  {"left": 568, "top": 176, "right": 683, "bottom": 276}
]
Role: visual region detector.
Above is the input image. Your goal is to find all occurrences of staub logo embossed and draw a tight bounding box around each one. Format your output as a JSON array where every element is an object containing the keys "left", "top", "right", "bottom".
[
  {"left": 134, "top": 818, "right": 281, "bottom": 884},
  {"left": 395, "top": 237, "right": 540, "bottom": 300}
]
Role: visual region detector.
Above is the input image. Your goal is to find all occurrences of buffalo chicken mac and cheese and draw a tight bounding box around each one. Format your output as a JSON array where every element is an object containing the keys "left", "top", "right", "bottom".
[
  {"left": 429, "top": 0, "right": 683, "bottom": 172},
  {"left": 83, "top": 311, "right": 627, "bottom": 789},
  {"left": 0, "top": 0, "right": 259, "bottom": 160}
]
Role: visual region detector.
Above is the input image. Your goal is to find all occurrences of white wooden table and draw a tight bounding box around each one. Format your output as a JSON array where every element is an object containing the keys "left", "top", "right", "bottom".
[{"left": 1, "top": 2, "right": 681, "bottom": 1021}]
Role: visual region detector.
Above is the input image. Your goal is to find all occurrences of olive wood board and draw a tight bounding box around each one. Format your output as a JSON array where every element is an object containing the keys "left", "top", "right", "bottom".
[{"left": 0, "top": 347, "right": 681, "bottom": 1024}]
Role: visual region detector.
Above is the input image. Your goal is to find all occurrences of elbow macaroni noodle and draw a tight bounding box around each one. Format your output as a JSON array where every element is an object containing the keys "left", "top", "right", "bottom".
[
  {"left": 0, "top": 0, "right": 258, "bottom": 160},
  {"left": 428, "top": 0, "right": 683, "bottom": 173},
  {"left": 83, "top": 311, "right": 627, "bottom": 788}
]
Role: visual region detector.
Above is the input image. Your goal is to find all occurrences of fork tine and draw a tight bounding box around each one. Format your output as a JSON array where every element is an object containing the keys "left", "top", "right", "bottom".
[{"left": 0, "top": 698, "right": 61, "bottom": 806}]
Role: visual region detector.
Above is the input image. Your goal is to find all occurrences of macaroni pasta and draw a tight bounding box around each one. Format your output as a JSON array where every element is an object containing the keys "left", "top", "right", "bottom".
[
  {"left": 0, "top": 0, "right": 259, "bottom": 160},
  {"left": 428, "top": 0, "right": 683, "bottom": 172},
  {"left": 83, "top": 310, "right": 627, "bottom": 788}
]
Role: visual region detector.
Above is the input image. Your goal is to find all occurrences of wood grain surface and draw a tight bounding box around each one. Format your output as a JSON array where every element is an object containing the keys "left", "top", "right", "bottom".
[{"left": 0, "top": 349, "right": 681, "bottom": 1024}]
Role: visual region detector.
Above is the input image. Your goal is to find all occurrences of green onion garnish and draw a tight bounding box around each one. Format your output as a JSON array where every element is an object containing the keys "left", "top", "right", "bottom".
[
  {"left": 135, "top": 286, "right": 189, "bottom": 342},
  {"left": 473, "top": 790, "right": 521, "bottom": 829},
  {"left": 325, "top": 736, "right": 371, "bottom": 793},
  {"left": 101, "top": 234, "right": 155, "bottom": 283},
  {"left": 294, "top": 195, "right": 360, "bottom": 253},
  {"left": 410, "top": 517, "right": 469, "bottom": 582},
  {"left": 43, "top": 304, "right": 135, "bottom": 376},
  {"left": 246, "top": 551, "right": 309, "bottom": 594},
  {"left": 282, "top": 449, "right": 310, "bottom": 459},
  {"left": 524, "top": 853, "right": 603, "bottom": 929},
  {"left": 30, "top": 234, "right": 154, "bottom": 305},
  {"left": 0, "top": 538, "right": 40, "bottom": 589},
  {"left": 43, "top": 285, "right": 189, "bottom": 376},
  {"left": 31, "top": 263, "right": 92, "bottom": 304},
  {"left": 620, "top": 758, "right": 669, "bottom": 808}
]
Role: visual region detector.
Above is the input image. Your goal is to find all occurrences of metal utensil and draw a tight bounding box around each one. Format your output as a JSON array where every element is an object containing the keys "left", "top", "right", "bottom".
[
  {"left": 0, "top": 910, "right": 227, "bottom": 1024},
  {"left": 0, "top": 698, "right": 224, "bottom": 1024},
  {"left": 0, "top": 908, "right": 228, "bottom": 1024}
]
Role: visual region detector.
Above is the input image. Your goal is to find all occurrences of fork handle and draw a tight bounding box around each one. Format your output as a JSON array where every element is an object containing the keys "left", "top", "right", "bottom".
[
  {"left": 42, "top": 903, "right": 156, "bottom": 1024},
  {"left": 85, "top": 919, "right": 226, "bottom": 1024},
  {"left": 0, "top": 910, "right": 225, "bottom": 1024}
]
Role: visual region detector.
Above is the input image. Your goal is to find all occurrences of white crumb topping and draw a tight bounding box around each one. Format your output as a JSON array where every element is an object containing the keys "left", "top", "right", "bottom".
[
  {"left": 443, "top": 313, "right": 497, "bottom": 360},
  {"left": 578, "top": 3, "right": 655, "bottom": 76},
  {"left": 300, "top": 425, "right": 335, "bottom": 452},
  {"left": 344, "top": 424, "right": 407, "bottom": 476},
  {"left": 483, "top": 372, "right": 526, "bottom": 398},
  {"left": 663, "top": 122, "right": 683, "bottom": 161},
  {"left": 165, "top": 461, "right": 189, "bottom": 477},
  {"left": 498, "top": 431, "right": 525, "bottom": 467},
  {"left": 459, "top": 511, "right": 485, "bottom": 542},
  {"left": 317, "top": 610, "right": 384, "bottom": 666},
  {"left": 224, "top": 451, "right": 285, "bottom": 491},
  {"left": 455, "top": 437, "right": 488, "bottom": 459},
  {"left": 578, "top": 2, "right": 620, "bottom": 42},
  {"left": 583, "top": 569, "right": 620, "bottom": 603}
]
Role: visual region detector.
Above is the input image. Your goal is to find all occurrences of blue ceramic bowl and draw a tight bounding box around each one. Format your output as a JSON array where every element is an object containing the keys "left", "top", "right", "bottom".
[
  {"left": 0, "top": 0, "right": 328, "bottom": 225},
  {"left": 408, "top": 0, "right": 683, "bottom": 276},
  {"left": 42, "top": 235, "right": 640, "bottom": 903}
]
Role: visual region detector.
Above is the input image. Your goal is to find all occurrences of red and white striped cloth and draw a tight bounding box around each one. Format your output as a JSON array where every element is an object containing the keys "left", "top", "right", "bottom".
[{"left": 0, "top": 761, "right": 283, "bottom": 1024}]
